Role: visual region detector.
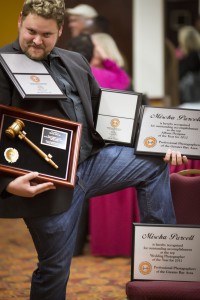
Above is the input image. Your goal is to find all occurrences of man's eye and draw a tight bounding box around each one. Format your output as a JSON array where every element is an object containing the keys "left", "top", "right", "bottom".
[
  {"left": 43, "top": 33, "right": 51, "bottom": 38},
  {"left": 28, "top": 30, "right": 36, "bottom": 35}
]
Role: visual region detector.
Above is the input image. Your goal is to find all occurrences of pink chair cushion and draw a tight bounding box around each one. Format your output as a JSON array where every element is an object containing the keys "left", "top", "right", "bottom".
[{"left": 126, "top": 280, "right": 200, "bottom": 300}]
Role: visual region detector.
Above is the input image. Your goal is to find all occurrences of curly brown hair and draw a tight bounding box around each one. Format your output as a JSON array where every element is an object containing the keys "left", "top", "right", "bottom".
[{"left": 22, "top": 0, "right": 65, "bottom": 29}]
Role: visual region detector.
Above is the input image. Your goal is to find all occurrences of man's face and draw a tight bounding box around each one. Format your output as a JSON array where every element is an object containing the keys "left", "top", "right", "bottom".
[
  {"left": 18, "top": 13, "right": 63, "bottom": 60},
  {"left": 68, "top": 15, "right": 87, "bottom": 37}
]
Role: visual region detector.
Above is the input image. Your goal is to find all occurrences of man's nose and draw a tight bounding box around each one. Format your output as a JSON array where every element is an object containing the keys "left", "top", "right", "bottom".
[{"left": 33, "top": 35, "right": 43, "bottom": 45}]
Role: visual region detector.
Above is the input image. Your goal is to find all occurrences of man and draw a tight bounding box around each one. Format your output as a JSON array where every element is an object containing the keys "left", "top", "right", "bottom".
[
  {"left": 66, "top": 4, "right": 98, "bottom": 37},
  {"left": 0, "top": 1, "right": 187, "bottom": 299}
]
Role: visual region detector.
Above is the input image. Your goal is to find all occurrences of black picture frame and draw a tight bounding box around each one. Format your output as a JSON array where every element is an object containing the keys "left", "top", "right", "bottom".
[
  {"left": 0, "top": 53, "right": 67, "bottom": 99},
  {"left": 95, "top": 88, "right": 142, "bottom": 147},
  {"left": 131, "top": 223, "right": 200, "bottom": 282},
  {"left": 134, "top": 105, "right": 200, "bottom": 159}
]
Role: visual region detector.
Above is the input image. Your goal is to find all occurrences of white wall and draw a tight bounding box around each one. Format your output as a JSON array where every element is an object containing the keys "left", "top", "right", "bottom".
[{"left": 133, "top": 0, "right": 164, "bottom": 98}]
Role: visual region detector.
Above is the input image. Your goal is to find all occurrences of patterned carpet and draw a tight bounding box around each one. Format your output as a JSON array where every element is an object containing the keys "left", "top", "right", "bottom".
[{"left": 0, "top": 218, "right": 131, "bottom": 299}]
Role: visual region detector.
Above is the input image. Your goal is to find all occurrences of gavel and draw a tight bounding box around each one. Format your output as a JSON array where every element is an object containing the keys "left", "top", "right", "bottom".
[{"left": 5, "top": 119, "right": 59, "bottom": 169}]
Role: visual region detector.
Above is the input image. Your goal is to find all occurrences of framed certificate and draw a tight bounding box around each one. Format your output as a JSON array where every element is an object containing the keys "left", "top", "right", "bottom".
[
  {"left": 0, "top": 105, "right": 82, "bottom": 187},
  {"left": 132, "top": 223, "right": 200, "bottom": 282},
  {"left": 0, "top": 53, "right": 67, "bottom": 99},
  {"left": 95, "top": 88, "right": 142, "bottom": 146},
  {"left": 135, "top": 106, "right": 200, "bottom": 159}
]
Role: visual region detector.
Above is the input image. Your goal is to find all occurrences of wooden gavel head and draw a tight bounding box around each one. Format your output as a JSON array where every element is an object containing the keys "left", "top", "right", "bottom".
[{"left": 5, "top": 119, "right": 25, "bottom": 139}]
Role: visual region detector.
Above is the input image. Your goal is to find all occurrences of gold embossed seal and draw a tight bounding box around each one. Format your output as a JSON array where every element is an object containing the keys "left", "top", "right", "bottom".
[
  {"left": 111, "top": 118, "right": 120, "bottom": 128},
  {"left": 144, "top": 137, "right": 157, "bottom": 148},
  {"left": 139, "top": 261, "right": 152, "bottom": 275},
  {"left": 4, "top": 148, "right": 19, "bottom": 163},
  {"left": 30, "top": 75, "right": 40, "bottom": 83}
]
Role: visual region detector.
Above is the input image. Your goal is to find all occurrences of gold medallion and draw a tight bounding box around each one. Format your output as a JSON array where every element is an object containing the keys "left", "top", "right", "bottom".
[
  {"left": 139, "top": 261, "right": 152, "bottom": 275},
  {"left": 4, "top": 148, "right": 19, "bottom": 163},
  {"left": 144, "top": 137, "right": 157, "bottom": 148},
  {"left": 111, "top": 118, "right": 120, "bottom": 128},
  {"left": 30, "top": 75, "right": 40, "bottom": 83}
]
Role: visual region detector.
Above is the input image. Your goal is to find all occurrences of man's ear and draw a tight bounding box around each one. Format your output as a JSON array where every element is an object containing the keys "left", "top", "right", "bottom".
[
  {"left": 58, "top": 25, "right": 63, "bottom": 37},
  {"left": 18, "top": 12, "right": 23, "bottom": 29}
]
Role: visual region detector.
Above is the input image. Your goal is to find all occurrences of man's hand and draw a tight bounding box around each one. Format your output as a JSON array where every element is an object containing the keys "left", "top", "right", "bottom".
[
  {"left": 163, "top": 149, "right": 188, "bottom": 165},
  {"left": 6, "top": 172, "right": 56, "bottom": 197}
]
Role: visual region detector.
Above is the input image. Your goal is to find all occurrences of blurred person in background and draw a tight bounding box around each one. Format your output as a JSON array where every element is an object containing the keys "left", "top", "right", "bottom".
[
  {"left": 67, "top": 32, "right": 131, "bottom": 91},
  {"left": 67, "top": 33, "right": 94, "bottom": 63},
  {"left": 66, "top": 4, "right": 110, "bottom": 37},
  {"left": 66, "top": 4, "right": 131, "bottom": 84},
  {"left": 178, "top": 25, "right": 200, "bottom": 104},
  {"left": 178, "top": 25, "right": 200, "bottom": 77},
  {"left": 66, "top": 4, "right": 98, "bottom": 37},
  {"left": 90, "top": 33, "right": 131, "bottom": 90}
]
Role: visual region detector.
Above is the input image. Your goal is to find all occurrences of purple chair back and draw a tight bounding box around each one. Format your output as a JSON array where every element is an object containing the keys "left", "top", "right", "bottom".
[{"left": 170, "top": 172, "right": 200, "bottom": 224}]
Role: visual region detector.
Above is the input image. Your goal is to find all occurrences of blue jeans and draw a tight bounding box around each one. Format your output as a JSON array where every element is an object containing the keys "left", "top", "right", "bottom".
[{"left": 24, "top": 145, "right": 175, "bottom": 300}]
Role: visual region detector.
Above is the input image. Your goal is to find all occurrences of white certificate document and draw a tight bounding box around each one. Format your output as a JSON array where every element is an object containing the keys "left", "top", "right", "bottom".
[
  {"left": 0, "top": 53, "right": 67, "bottom": 99},
  {"left": 98, "top": 89, "right": 138, "bottom": 117},
  {"left": 132, "top": 224, "right": 200, "bottom": 282},
  {"left": 96, "top": 115, "right": 134, "bottom": 143},
  {"left": 14, "top": 74, "right": 63, "bottom": 95},
  {"left": 1, "top": 53, "right": 48, "bottom": 73},
  {"left": 96, "top": 89, "right": 141, "bottom": 145},
  {"left": 135, "top": 106, "right": 200, "bottom": 158}
]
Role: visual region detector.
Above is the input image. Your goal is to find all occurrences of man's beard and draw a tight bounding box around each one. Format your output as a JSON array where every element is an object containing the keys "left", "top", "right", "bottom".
[{"left": 24, "top": 44, "right": 48, "bottom": 61}]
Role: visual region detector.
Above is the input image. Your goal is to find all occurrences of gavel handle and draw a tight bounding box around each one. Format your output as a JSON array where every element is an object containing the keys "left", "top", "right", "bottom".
[{"left": 18, "top": 131, "right": 58, "bottom": 169}]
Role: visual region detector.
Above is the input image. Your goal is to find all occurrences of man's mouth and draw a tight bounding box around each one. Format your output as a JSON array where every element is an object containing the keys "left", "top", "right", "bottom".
[{"left": 28, "top": 44, "right": 44, "bottom": 50}]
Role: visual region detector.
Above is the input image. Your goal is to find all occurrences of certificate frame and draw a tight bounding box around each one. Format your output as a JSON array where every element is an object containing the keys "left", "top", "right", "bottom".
[
  {"left": 0, "top": 53, "right": 67, "bottom": 99},
  {"left": 0, "top": 104, "right": 82, "bottom": 187},
  {"left": 95, "top": 88, "right": 142, "bottom": 146},
  {"left": 131, "top": 223, "right": 200, "bottom": 282},
  {"left": 135, "top": 105, "right": 200, "bottom": 159}
]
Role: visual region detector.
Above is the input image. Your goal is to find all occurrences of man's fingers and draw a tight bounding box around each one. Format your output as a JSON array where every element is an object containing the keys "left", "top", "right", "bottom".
[
  {"left": 182, "top": 155, "right": 188, "bottom": 164},
  {"left": 31, "top": 182, "right": 56, "bottom": 196},
  {"left": 6, "top": 172, "right": 56, "bottom": 197},
  {"left": 163, "top": 149, "right": 172, "bottom": 162},
  {"left": 21, "top": 171, "right": 39, "bottom": 182},
  {"left": 171, "top": 151, "right": 182, "bottom": 165},
  {"left": 163, "top": 149, "right": 188, "bottom": 165}
]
